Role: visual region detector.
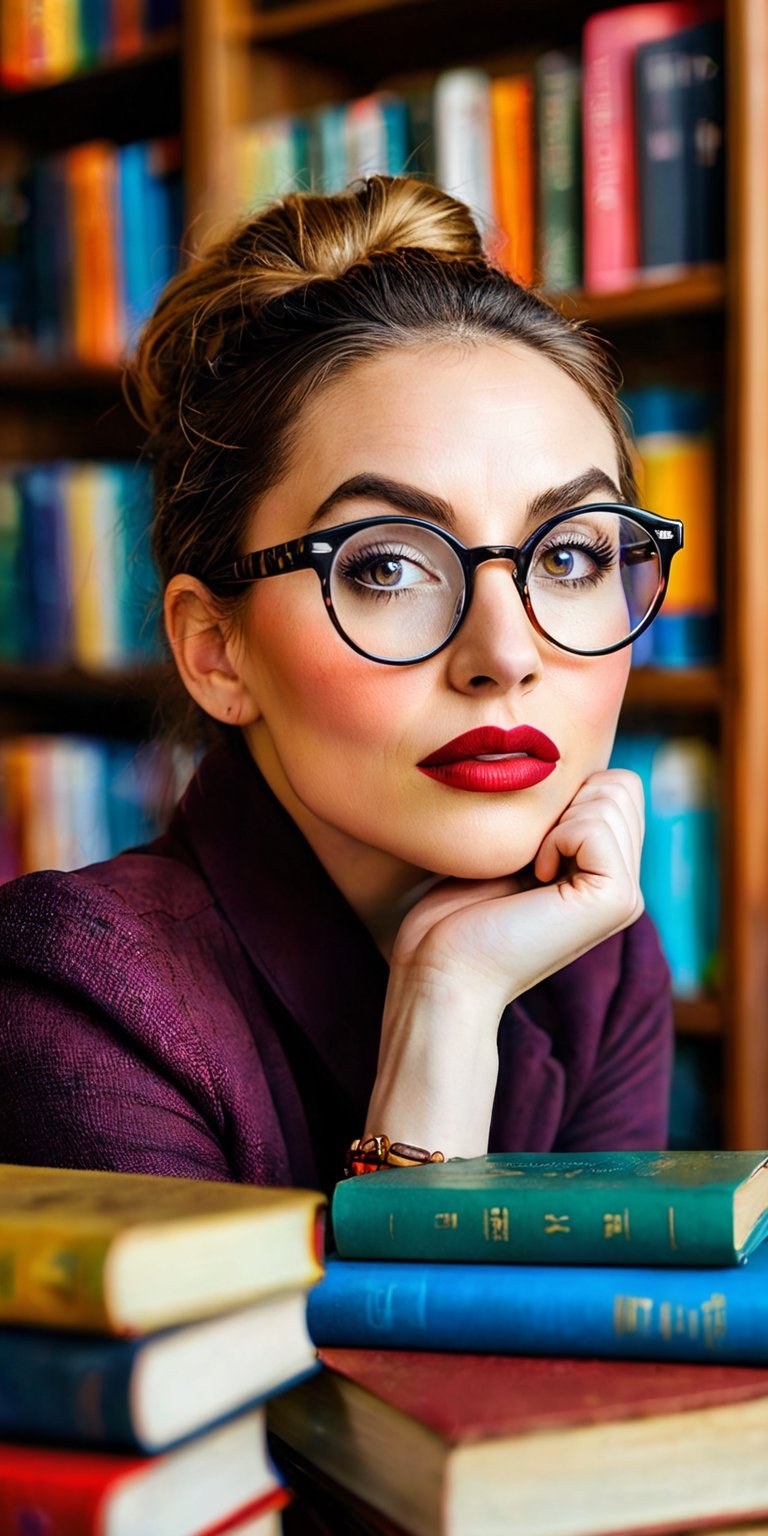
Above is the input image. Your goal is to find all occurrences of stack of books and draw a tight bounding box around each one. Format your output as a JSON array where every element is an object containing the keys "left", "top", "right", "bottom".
[
  {"left": 270, "top": 1151, "right": 768, "bottom": 1536},
  {"left": 0, "top": 1162, "right": 326, "bottom": 1534}
]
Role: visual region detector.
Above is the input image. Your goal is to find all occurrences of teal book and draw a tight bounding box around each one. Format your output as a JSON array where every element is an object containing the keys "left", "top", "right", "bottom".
[
  {"left": 331, "top": 1152, "right": 768, "bottom": 1267},
  {"left": 309, "top": 1244, "right": 768, "bottom": 1361}
]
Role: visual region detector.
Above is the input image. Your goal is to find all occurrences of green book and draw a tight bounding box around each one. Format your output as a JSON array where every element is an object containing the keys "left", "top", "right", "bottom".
[
  {"left": 534, "top": 50, "right": 583, "bottom": 291},
  {"left": 331, "top": 1152, "right": 768, "bottom": 1268}
]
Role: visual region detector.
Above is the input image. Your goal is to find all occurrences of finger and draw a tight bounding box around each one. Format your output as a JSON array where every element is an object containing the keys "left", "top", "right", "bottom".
[
  {"left": 551, "top": 796, "right": 641, "bottom": 889},
  {"left": 567, "top": 770, "right": 645, "bottom": 867}
]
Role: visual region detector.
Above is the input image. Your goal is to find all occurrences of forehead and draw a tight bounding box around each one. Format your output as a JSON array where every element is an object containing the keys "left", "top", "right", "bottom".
[{"left": 255, "top": 340, "right": 620, "bottom": 541}]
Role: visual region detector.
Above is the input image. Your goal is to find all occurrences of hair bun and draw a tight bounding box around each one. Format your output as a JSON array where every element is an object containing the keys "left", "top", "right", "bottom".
[{"left": 267, "top": 174, "right": 485, "bottom": 282}]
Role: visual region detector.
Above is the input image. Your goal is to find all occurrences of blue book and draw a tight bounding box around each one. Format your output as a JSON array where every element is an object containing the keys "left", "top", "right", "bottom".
[
  {"left": 309, "top": 1244, "right": 768, "bottom": 1363},
  {"left": 20, "top": 462, "right": 73, "bottom": 664},
  {"left": 0, "top": 1292, "right": 318, "bottom": 1452}
]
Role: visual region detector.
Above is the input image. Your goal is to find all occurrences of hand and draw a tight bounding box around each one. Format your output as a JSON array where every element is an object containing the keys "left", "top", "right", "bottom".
[
  {"left": 390, "top": 768, "right": 645, "bottom": 1014},
  {"left": 365, "top": 768, "right": 644, "bottom": 1160}
]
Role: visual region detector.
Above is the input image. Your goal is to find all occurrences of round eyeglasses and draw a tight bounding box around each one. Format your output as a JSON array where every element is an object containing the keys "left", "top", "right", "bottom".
[{"left": 203, "top": 503, "right": 684, "bottom": 664}]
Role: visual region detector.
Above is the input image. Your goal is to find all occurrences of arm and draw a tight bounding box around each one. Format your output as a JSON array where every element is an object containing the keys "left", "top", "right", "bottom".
[
  {"left": 0, "top": 971, "right": 235, "bottom": 1180},
  {"left": 365, "top": 769, "right": 646, "bottom": 1159},
  {"left": 554, "top": 913, "right": 674, "bottom": 1151}
]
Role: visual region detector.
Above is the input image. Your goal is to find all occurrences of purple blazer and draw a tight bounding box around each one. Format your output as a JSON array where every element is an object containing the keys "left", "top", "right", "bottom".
[{"left": 0, "top": 735, "right": 673, "bottom": 1193}]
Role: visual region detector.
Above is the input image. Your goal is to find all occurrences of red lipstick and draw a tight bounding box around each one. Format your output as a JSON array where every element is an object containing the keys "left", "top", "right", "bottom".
[{"left": 417, "top": 725, "right": 560, "bottom": 793}]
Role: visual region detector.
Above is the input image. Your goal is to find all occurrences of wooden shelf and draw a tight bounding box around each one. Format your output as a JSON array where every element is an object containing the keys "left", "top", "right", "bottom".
[
  {"left": 0, "top": 29, "right": 181, "bottom": 103},
  {"left": 0, "top": 360, "right": 124, "bottom": 393},
  {"left": 0, "top": 664, "right": 170, "bottom": 739},
  {"left": 559, "top": 267, "right": 726, "bottom": 326},
  {"left": 674, "top": 998, "right": 721, "bottom": 1038},
  {"left": 249, "top": 0, "right": 430, "bottom": 40},
  {"left": 623, "top": 667, "right": 721, "bottom": 712},
  {"left": 0, "top": 30, "right": 181, "bottom": 149}
]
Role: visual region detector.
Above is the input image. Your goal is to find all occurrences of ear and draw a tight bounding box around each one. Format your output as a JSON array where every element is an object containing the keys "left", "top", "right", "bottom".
[{"left": 164, "top": 576, "right": 261, "bottom": 727}]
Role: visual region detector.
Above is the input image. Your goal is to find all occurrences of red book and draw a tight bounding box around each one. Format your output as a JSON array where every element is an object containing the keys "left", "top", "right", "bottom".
[
  {"left": 0, "top": 1408, "right": 280, "bottom": 1535},
  {"left": 582, "top": 1, "right": 722, "bottom": 291},
  {"left": 269, "top": 1349, "right": 768, "bottom": 1536}
]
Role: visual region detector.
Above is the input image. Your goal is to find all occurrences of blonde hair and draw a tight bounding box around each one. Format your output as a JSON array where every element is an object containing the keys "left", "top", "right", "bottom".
[{"left": 125, "top": 175, "right": 635, "bottom": 737}]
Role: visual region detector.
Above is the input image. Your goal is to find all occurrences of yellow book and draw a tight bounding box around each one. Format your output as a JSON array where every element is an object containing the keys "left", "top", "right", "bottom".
[
  {"left": 39, "top": 0, "right": 80, "bottom": 82},
  {"left": 634, "top": 430, "right": 716, "bottom": 616},
  {"left": 0, "top": 1163, "right": 325, "bottom": 1334}
]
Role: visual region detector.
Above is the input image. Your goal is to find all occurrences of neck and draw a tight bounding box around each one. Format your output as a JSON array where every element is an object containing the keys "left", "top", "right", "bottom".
[{"left": 244, "top": 732, "right": 439, "bottom": 959}]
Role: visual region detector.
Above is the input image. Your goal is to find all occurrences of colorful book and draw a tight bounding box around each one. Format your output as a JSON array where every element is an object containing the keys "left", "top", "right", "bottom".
[
  {"left": 534, "top": 50, "right": 582, "bottom": 291},
  {"left": 611, "top": 732, "right": 720, "bottom": 997},
  {"left": 330, "top": 1152, "right": 768, "bottom": 1267},
  {"left": 0, "top": 1290, "right": 318, "bottom": 1451},
  {"left": 269, "top": 1348, "right": 768, "bottom": 1536},
  {"left": 0, "top": 1408, "right": 278, "bottom": 1536},
  {"left": 490, "top": 74, "right": 535, "bottom": 283},
  {"left": 582, "top": 1, "right": 722, "bottom": 291},
  {"left": 627, "top": 385, "right": 718, "bottom": 664},
  {"left": 0, "top": 1162, "right": 325, "bottom": 1333},
  {"left": 309, "top": 1242, "right": 768, "bottom": 1362}
]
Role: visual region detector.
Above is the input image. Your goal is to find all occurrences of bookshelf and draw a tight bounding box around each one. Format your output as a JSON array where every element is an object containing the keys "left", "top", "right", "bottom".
[{"left": 0, "top": 0, "right": 766, "bottom": 1144}]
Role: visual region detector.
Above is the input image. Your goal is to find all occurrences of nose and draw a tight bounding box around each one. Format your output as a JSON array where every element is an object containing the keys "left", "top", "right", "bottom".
[{"left": 444, "top": 559, "right": 545, "bottom": 695}]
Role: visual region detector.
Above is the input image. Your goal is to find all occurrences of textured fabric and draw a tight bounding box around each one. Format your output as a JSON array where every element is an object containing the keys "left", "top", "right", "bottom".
[{"left": 0, "top": 733, "right": 674, "bottom": 1192}]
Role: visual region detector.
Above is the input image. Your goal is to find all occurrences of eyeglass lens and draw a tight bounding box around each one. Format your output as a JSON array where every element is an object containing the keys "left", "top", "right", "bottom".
[{"left": 328, "top": 511, "right": 663, "bottom": 661}]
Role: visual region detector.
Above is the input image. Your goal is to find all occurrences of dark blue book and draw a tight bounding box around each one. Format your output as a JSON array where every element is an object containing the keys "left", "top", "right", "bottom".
[
  {"left": 636, "top": 19, "right": 725, "bottom": 270},
  {"left": 309, "top": 1244, "right": 768, "bottom": 1363},
  {"left": 686, "top": 19, "right": 725, "bottom": 264},
  {"left": 0, "top": 1291, "right": 318, "bottom": 1453},
  {"left": 20, "top": 463, "right": 73, "bottom": 664}
]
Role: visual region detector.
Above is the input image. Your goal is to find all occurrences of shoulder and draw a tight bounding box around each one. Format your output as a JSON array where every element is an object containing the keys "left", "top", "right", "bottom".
[{"left": 0, "top": 848, "right": 215, "bottom": 987}]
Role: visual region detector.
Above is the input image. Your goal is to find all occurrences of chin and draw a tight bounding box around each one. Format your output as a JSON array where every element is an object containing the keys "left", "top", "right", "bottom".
[{"left": 411, "top": 836, "right": 544, "bottom": 884}]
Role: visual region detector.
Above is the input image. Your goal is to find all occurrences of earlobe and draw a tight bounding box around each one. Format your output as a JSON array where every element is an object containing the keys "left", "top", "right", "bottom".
[{"left": 163, "top": 576, "right": 261, "bottom": 726}]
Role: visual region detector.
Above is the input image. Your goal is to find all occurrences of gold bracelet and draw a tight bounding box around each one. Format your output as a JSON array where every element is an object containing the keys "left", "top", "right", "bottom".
[{"left": 343, "top": 1134, "right": 446, "bottom": 1178}]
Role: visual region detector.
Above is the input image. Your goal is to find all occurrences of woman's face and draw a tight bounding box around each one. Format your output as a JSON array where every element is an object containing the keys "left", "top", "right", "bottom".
[{"left": 235, "top": 341, "right": 631, "bottom": 884}]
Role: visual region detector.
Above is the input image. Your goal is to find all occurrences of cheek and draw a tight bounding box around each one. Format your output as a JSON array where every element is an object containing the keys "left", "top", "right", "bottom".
[
  {"left": 244, "top": 588, "right": 414, "bottom": 747},
  {"left": 561, "top": 650, "right": 630, "bottom": 758}
]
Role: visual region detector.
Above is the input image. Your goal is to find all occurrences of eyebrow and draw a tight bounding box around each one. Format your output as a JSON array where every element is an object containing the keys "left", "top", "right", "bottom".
[{"left": 306, "top": 468, "right": 626, "bottom": 535}]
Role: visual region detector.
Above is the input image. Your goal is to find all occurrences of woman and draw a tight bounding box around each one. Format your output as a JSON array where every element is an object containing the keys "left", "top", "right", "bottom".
[{"left": 0, "top": 177, "right": 680, "bottom": 1192}]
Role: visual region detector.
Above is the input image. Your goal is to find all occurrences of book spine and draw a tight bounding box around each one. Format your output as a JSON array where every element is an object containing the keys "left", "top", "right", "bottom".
[
  {"left": 534, "top": 52, "right": 582, "bottom": 291},
  {"left": 582, "top": 2, "right": 721, "bottom": 291},
  {"left": 636, "top": 37, "right": 691, "bottom": 268},
  {"left": 0, "top": 1328, "right": 137, "bottom": 1446},
  {"left": 434, "top": 68, "right": 494, "bottom": 233},
  {"left": 0, "top": 1227, "right": 112, "bottom": 1330},
  {"left": 0, "top": 1441, "right": 140, "bottom": 1534},
  {"left": 308, "top": 1256, "right": 768, "bottom": 1363},
  {"left": 686, "top": 19, "right": 725, "bottom": 262},
  {"left": 331, "top": 1179, "right": 739, "bottom": 1265},
  {"left": 628, "top": 386, "right": 719, "bottom": 665},
  {"left": 491, "top": 75, "right": 535, "bottom": 283}
]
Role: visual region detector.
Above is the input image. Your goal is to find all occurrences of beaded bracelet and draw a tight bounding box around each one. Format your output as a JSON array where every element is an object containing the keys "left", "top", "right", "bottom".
[{"left": 344, "top": 1134, "right": 446, "bottom": 1178}]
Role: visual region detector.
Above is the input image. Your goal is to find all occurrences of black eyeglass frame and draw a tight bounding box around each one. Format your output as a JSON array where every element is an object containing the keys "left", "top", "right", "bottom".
[{"left": 202, "top": 501, "right": 684, "bottom": 663}]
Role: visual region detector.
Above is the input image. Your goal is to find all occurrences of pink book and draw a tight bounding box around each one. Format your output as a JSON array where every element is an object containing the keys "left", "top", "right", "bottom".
[{"left": 583, "top": 1, "right": 722, "bottom": 291}]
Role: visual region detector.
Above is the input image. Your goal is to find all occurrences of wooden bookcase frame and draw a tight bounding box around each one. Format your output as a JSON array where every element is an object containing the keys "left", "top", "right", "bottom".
[{"left": 1, "top": 0, "right": 766, "bottom": 1143}]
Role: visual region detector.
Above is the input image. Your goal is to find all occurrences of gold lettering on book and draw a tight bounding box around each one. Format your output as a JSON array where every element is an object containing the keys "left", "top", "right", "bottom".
[
  {"left": 0, "top": 1252, "right": 14, "bottom": 1298},
  {"left": 614, "top": 1295, "right": 654, "bottom": 1334},
  {"left": 668, "top": 1206, "right": 678, "bottom": 1250},
  {"left": 544, "top": 1214, "right": 571, "bottom": 1234},
  {"left": 603, "top": 1209, "right": 631, "bottom": 1239},
  {"left": 482, "top": 1206, "right": 509, "bottom": 1242},
  {"left": 434, "top": 1212, "right": 458, "bottom": 1229},
  {"left": 702, "top": 1293, "right": 727, "bottom": 1344}
]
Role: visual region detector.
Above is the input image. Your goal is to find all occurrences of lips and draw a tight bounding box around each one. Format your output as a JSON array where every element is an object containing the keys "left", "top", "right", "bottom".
[{"left": 417, "top": 725, "right": 560, "bottom": 793}]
